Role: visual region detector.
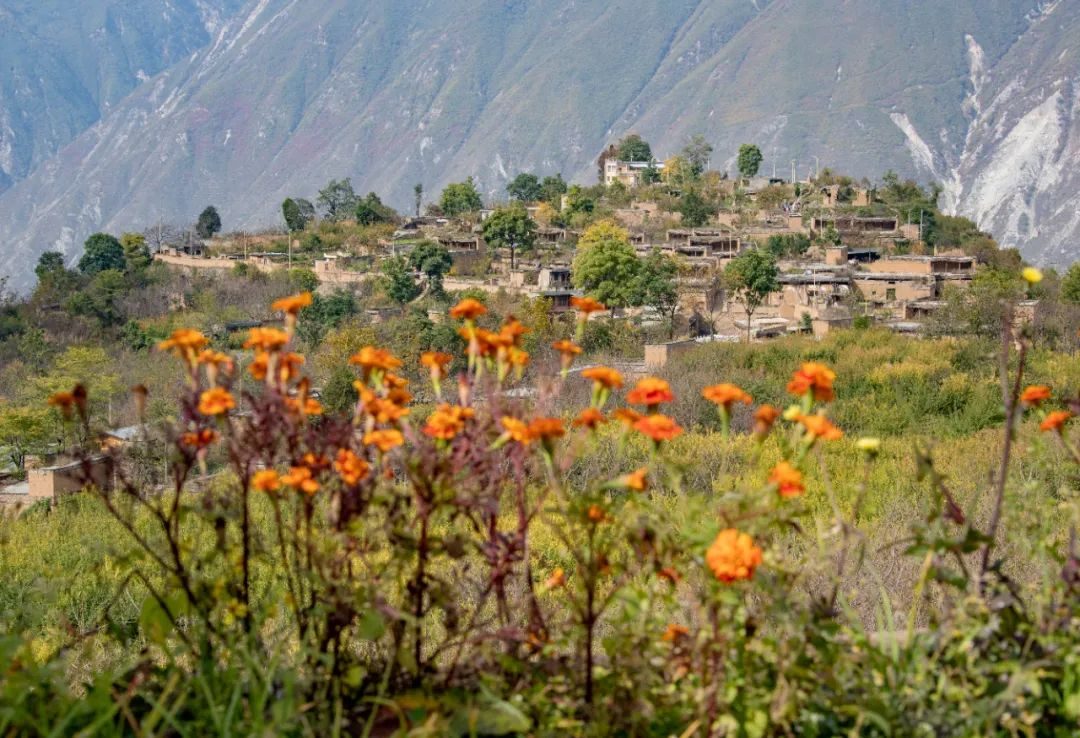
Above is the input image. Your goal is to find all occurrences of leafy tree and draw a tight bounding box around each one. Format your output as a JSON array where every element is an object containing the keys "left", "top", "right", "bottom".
[
  {"left": 663, "top": 156, "right": 696, "bottom": 190},
  {"left": 765, "top": 234, "right": 811, "bottom": 258},
  {"left": 317, "top": 178, "right": 359, "bottom": 221},
  {"left": 539, "top": 174, "right": 568, "bottom": 204},
  {"left": 355, "top": 192, "right": 396, "bottom": 226},
  {"left": 564, "top": 186, "right": 595, "bottom": 217},
  {"left": 0, "top": 404, "right": 55, "bottom": 470},
  {"left": 1061, "top": 263, "right": 1080, "bottom": 305},
  {"left": 507, "top": 173, "right": 542, "bottom": 203},
  {"left": 381, "top": 256, "right": 421, "bottom": 304},
  {"left": 572, "top": 221, "right": 641, "bottom": 310},
  {"left": 724, "top": 249, "right": 779, "bottom": 343},
  {"left": 78, "top": 233, "right": 126, "bottom": 276},
  {"left": 481, "top": 204, "right": 537, "bottom": 270},
  {"left": 634, "top": 249, "right": 680, "bottom": 337},
  {"left": 414, "top": 184, "right": 423, "bottom": 218},
  {"left": 35, "top": 251, "right": 67, "bottom": 283},
  {"left": 196, "top": 206, "right": 222, "bottom": 239},
  {"left": 287, "top": 269, "right": 320, "bottom": 293},
  {"left": 120, "top": 233, "right": 151, "bottom": 271},
  {"left": 617, "top": 134, "right": 652, "bottom": 162},
  {"left": 283, "top": 198, "right": 315, "bottom": 232},
  {"left": 296, "top": 290, "right": 359, "bottom": 346},
  {"left": 439, "top": 177, "right": 483, "bottom": 216},
  {"left": 679, "top": 190, "right": 711, "bottom": 228},
  {"left": 682, "top": 134, "right": 714, "bottom": 176},
  {"left": 65, "top": 269, "right": 127, "bottom": 329},
  {"left": 408, "top": 241, "right": 453, "bottom": 296},
  {"left": 737, "top": 144, "right": 763, "bottom": 179}
]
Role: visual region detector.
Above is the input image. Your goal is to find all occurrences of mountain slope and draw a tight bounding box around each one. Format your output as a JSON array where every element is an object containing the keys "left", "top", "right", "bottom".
[
  {"left": 0, "top": 0, "right": 1077, "bottom": 292},
  {"left": 0, "top": 0, "right": 245, "bottom": 192}
]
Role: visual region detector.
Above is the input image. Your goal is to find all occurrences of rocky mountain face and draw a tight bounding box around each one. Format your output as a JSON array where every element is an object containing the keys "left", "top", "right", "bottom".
[
  {"left": 0, "top": 0, "right": 1077, "bottom": 291},
  {"left": 0, "top": 0, "right": 244, "bottom": 193}
]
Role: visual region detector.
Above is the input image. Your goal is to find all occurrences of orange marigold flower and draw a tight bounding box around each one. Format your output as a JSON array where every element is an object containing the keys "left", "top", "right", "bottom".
[
  {"left": 634, "top": 414, "right": 683, "bottom": 442},
  {"left": 573, "top": 407, "right": 606, "bottom": 430},
  {"left": 364, "top": 429, "right": 405, "bottom": 453},
  {"left": 244, "top": 327, "right": 290, "bottom": 352},
  {"left": 507, "top": 347, "right": 530, "bottom": 369},
  {"left": 285, "top": 396, "right": 324, "bottom": 416},
  {"left": 753, "top": 404, "right": 781, "bottom": 435},
  {"left": 501, "top": 416, "right": 534, "bottom": 445},
  {"left": 571, "top": 296, "right": 606, "bottom": 316},
  {"left": 702, "top": 383, "right": 753, "bottom": 408},
  {"left": 1020, "top": 385, "right": 1052, "bottom": 406},
  {"left": 198, "top": 387, "right": 236, "bottom": 416},
  {"left": 355, "top": 385, "right": 410, "bottom": 424},
  {"left": 619, "top": 467, "right": 648, "bottom": 492},
  {"left": 787, "top": 362, "right": 837, "bottom": 402},
  {"left": 449, "top": 298, "right": 487, "bottom": 321},
  {"left": 248, "top": 351, "right": 269, "bottom": 381},
  {"left": 797, "top": 413, "right": 843, "bottom": 441},
  {"left": 587, "top": 504, "right": 606, "bottom": 523},
  {"left": 47, "top": 391, "right": 76, "bottom": 414},
  {"left": 499, "top": 317, "right": 529, "bottom": 345},
  {"left": 251, "top": 469, "right": 281, "bottom": 493},
  {"left": 334, "top": 448, "right": 370, "bottom": 486},
  {"left": 627, "top": 377, "right": 675, "bottom": 406},
  {"left": 281, "top": 466, "right": 319, "bottom": 495},
  {"left": 661, "top": 623, "right": 690, "bottom": 643},
  {"left": 545, "top": 567, "right": 565, "bottom": 589},
  {"left": 705, "top": 528, "right": 764, "bottom": 583},
  {"left": 180, "top": 429, "right": 218, "bottom": 449},
  {"left": 1040, "top": 410, "right": 1074, "bottom": 434},
  {"left": 528, "top": 417, "right": 566, "bottom": 441},
  {"left": 157, "top": 328, "right": 209, "bottom": 358},
  {"left": 197, "top": 349, "right": 233, "bottom": 368},
  {"left": 271, "top": 291, "right": 313, "bottom": 315},
  {"left": 420, "top": 351, "right": 453, "bottom": 379},
  {"left": 423, "top": 404, "right": 476, "bottom": 441},
  {"left": 612, "top": 407, "right": 644, "bottom": 427},
  {"left": 581, "top": 366, "right": 624, "bottom": 390},
  {"left": 552, "top": 340, "right": 582, "bottom": 357},
  {"left": 350, "top": 346, "right": 403, "bottom": 373},
  {"left": 768, "top": 461, "right": 805, "bottom": 499}
]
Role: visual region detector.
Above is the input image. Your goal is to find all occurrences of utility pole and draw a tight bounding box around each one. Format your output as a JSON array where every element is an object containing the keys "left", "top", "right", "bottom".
[
  {"left": 791, "top": 160, "right": 797, "bottom": 185},
  {"left": 813, "top": 156, "right": 820, "bottom": 180}
]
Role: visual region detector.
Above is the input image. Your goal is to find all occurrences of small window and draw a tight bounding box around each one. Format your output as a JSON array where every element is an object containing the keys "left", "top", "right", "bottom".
[{"left": 886, "top": 288, "right": 896, "bottom": 301}]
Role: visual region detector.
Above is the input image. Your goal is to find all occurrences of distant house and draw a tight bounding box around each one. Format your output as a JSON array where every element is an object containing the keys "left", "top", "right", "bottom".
[{"left": 603, "top": 159, "right": 663, "bottom": 187}]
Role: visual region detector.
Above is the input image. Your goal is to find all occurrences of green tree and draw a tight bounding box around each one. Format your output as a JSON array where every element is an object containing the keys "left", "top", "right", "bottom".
[
  {"left": 737, "top": 144, "right": 763, "bottom": 179},
  {"left": 78, "top": 233, "right": 126, "bottom": 276},
  {"left": 355, "top": 192, "right": 396, "bottom": 226},
  {"left": 440, "top": 177, "right": 483, "bottom": 216},
  {"left": 481, "top": 204, "right": 537, "bottom": 270},
  {"left": 634, "top": 249, "right": 680, "bottom": 337},
  {"left": 35, "top": 251, "right": 68, "bottom": 283},
  {"left": 381, "top": 256, "right": 421, "bottom": 304},
  {"left": 663, "top": 156, "right": 697, "bottom": 190},
  {"left": 679, "top": 190, "right": 711, "bottom": 228},
  {"left": 120, "top": 233, "right": 151, "bottom": 271},
  {"left": 296, "top": 290, "right": 359, "bottom": 346},
  {"left": 564, "top": 186, "right": 595, "bottom": 217},
  {"left": 724, "top": 249, "right": 779, "bottom": 342},
  {"left": 283, "top": 198, "right": 315, "bottom": 232},
  {"left": 1062, "top": 263, "right": 1080, "bottom": 305},
  {"left": 507, "top": 173, "right": 542, "bottom": 202},
  {"left": 572, "top": 221, "right": 641, "bottom": 311},
  {"left": 317, "top": 178, "right": 358, "bottom": 221},
  {"left": 617, "top": 134, "right": 652, "bottom": 162},
  {"left": 65, "top": 269, "right": 127, "bottom": 329},
  {"left": 287, "top": 269, "right": 320, "bottom": 293},
  {"left": 414, "top": 184, "right": 423, "bottom": 218},
  {"left": 539, "top": 174, "right": 568, "bottom": 204},
  {"left": 407, "top": 241, "right": 453, "bottom": 296},
  {"left": 765, "top": 234, "right": 811, "bottom": 258},
  {"left": 682, "top": 134, "right": 713, "bottom": 176},
  {"left": 0, "top": 404, "right": 55, "bottom": 470},
  {"left": 196, "top": 206, "right": 222, "bottom": 239}
]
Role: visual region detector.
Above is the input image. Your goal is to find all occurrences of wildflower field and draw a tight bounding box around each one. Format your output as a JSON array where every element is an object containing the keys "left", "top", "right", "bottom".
[{"left": 1, "top": 291, "right": 1080, "bottom": 737}]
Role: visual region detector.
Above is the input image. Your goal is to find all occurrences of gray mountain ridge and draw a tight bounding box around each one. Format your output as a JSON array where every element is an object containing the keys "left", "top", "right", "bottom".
[{"left": 0, "top": 0, "right": 1077, "bottom": 292}]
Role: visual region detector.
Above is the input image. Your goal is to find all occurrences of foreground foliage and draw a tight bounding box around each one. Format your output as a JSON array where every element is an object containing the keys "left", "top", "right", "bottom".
[{"left": 2, "top": 287, "right": 1080, "bottom": 737}]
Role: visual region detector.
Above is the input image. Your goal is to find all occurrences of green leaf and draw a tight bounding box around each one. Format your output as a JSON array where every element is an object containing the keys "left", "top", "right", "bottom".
[{"left": 358, "top": 610, "right": 385, "bottom": 641}]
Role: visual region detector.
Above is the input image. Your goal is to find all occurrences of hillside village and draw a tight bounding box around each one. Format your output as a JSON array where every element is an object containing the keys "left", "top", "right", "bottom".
[{"left": 153, "top": 136, "right": 1029, "bottom": 348}]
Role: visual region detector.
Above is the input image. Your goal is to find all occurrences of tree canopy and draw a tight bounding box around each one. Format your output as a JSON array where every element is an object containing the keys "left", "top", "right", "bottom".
[
  {"left": 616, "top": 134, "right": 652, "bottom": 162},
  {"left": 408, "top": 241, "right": 453, "bottom": 295},
  {"left": 679, "top": 190, "right": 711, "bottom": 228},
  {"left": 724, "top": 249, "right": 779, "bottom": 342},
  {"left": 355, "top": 192, "right": 396, "bottom": 226},
  {"left": 78, "top": 233, "right": 126, "bottom": 276},
  {"left": 634, "top": 249, "right": 680, "bottom": 337},
  {"left": 507, "top": 173, "right": 542, "bottom": 202},
  {"left": 282, "top": 198, "right": 315, "bottom": 232},
  {"left": 737, "top": 144, "right": 763, "bottom": 179},
  {"left": 318, "top": 179, "right": 359, "bottom": 222},
  {"left": 481, "top": 205, "right": 536, "bottom": 270},
  {"left": 439, "top": 178, "right": 483, "bottom": 216},
  {"left": 381, "top": 256, "right": 421, "bottom": 305},
  {"left": 682, "top": 134, "right": 713, "bottom": 176},
  {"left": 572, "top": 221, "right": 641, "bottom": 309},
  {"left": 196, "top": 206, "right": 222, "bottom": 239}
]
